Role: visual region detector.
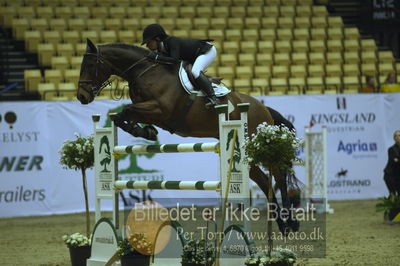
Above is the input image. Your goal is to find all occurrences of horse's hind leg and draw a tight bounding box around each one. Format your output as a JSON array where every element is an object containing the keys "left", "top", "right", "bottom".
[{"left": 250, "top": 166, "right": 290, "bottom": 235}]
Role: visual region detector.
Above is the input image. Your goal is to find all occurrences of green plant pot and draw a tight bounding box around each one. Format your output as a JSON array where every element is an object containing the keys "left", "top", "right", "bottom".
[
  {"left": 68, "top": 245, "right": 91, "bottom": 266},
  {"left": 120, "top": 253, "right": 150, "bottom": 266}
]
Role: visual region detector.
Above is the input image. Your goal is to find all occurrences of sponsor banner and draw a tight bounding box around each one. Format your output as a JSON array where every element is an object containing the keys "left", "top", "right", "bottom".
[
  {"left": 258, "top": 94, "right": 390, "bottom": 200},
  {"left": 0, "top": 93, "right": 398, "bottom": 217},
  {"left": 0, "top": 100, "right": 220, "bottom": 218},
  {"left": 0, "top": 104, "right": 49, "bottom": 216}
]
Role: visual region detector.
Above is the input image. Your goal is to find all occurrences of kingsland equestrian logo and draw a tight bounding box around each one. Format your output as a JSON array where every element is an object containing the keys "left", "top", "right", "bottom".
[
  {"left": 310, "top": 113, "right": 376, "bottom": 124},
  {"left": 309, "top": 97, "right": 376, "bottom": 125},
  {"left": 336, "top": 97, "right": 347, "bottom": 110}
]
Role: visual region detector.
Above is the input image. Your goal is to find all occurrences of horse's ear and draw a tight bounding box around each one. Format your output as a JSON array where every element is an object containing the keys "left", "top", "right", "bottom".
[{"left": 86, "top": 38, "right": 97, "bottom": 53}]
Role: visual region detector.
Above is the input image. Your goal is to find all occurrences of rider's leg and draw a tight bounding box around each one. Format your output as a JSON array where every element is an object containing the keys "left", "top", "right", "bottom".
[{"left": 192, "top": 45, "right": 220, "bottom": 108}]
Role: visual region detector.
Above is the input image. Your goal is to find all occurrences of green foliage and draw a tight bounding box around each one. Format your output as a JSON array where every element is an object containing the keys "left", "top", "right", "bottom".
[
  {"left": 181, "top": 239, "right": 215, "bottom": 265},
  {"left": 244, "top": 123, "right": 302, "bottom": 172},
  {"left": 117, "top": 238, "right": 134, "bottom": 256},
  {"left": 59, "top": 133, "right": 94, "bottom": 170},
  {"left": 117, "top": 234, "right": 153, "bottom": 257},
  {"left": 245, "top": 248, "right": 297, "bottom": 265},
  {"left": 376, "top": 194, "right": 400, "bottom": 212}
]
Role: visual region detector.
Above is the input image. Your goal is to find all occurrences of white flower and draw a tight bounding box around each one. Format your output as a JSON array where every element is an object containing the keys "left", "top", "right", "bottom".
[{"left": 63, "top": 233, "right": 91, "bottom": 247}]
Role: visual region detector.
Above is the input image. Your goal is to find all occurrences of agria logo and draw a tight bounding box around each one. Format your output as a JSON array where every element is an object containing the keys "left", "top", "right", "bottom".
[
  {"left": 0, "top": 111, "right": 17, "bottom": 129},
  {"left": 337, "top": 140, "right": 378, "bottom": 157}
]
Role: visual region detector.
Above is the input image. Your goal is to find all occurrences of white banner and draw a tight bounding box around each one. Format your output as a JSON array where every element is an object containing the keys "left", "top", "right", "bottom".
[
  {"left": 259, "top": 94, "right": 389, "bottom": 200},
  {"left": 0, "top": 93, "right": 399, "bottom": 217}
]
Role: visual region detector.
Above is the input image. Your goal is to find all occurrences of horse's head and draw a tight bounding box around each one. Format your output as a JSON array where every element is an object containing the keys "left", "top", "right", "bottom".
[{"left": 77, "top": 39, "right": 112, "bottom": 104}]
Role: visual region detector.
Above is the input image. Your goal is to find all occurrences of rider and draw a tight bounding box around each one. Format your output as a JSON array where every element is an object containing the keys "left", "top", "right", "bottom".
[{"left": 141, "top": 23, "right": 220, "bottom": 108}]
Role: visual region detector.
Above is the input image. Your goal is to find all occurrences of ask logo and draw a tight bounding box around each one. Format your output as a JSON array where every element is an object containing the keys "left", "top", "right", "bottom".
[
  {"left": 226, "top": 129, "right": 243, "bottom": 194},
  {"left": 226, "top": 129, "right": 241, "bottom": 173},
  {"left": 99, "top": 135, "right": 111, "bottom": 173}
]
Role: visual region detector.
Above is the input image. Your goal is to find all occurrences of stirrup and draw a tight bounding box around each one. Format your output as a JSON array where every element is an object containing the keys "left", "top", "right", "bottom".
[{"left": 205, "top": 96, "right": 220, "bottom": 109}]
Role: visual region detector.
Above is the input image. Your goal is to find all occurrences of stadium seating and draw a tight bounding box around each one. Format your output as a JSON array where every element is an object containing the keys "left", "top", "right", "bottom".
[{"left": 1, "top": 0, "right": 397, "bottom": 99}]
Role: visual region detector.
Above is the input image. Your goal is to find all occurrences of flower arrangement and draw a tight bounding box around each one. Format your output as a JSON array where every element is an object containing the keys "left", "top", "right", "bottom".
[
  {"left": 117, "top": 238, "right": 135, "bottom": 257},
  {"left": 245, "top": 248, "right": 297, "bottom": 266},
  {"left": 181, "top": 239, "right": 215, "bottom": 266},
  {"left": 59, "top": 133, "right": 94, "bottom": 171},
  {"left": 243, "top": 123, "right": 301, "bottom": 259},
  {"left": 59, "top": 133, "right": 94, "bottom": 238},
  {"left": 62, "top": 233, "right": 91, "bottom": 248},
  {"left": 117, "top": 238, "right": 151, "bottom": 266},
  {"left": 117, "top": 234, "right": 153, "bottom": 256},
  {"left": 243, "top": 123, "right": 302, "bottom": 172}
]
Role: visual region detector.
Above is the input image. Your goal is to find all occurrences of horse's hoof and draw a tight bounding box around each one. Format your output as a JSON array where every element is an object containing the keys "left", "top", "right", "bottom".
[{"left": 144, "top": 126, "right": 158, "bottom": 141}]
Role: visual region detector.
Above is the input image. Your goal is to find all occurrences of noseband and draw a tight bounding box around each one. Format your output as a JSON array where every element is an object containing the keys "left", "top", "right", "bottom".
[{"left": 78, "top": 47, "right": 154, "bottom": 98}]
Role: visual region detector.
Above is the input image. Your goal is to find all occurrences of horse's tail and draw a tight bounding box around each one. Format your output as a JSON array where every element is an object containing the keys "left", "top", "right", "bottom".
[
  {"left": 285, "top": 166, "right": 304, "bottom": 208},
  {"left": 267, "top": 106, "right": 295, "bottom": 131},
  {"left": 286, "top": 167, "right": 304, "bottom": 190}
]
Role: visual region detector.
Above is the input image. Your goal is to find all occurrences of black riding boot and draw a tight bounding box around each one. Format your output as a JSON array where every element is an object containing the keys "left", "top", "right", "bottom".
[{"left": 194, "top": 72, "right": 221, "bottom": 108}]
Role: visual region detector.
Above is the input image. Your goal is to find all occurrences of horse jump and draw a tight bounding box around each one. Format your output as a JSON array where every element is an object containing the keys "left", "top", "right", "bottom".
[
  {"left": 77, "top": 40, "right": 299, "bottom": 234},
  {"left": 304, "top": 126, "right": 334, "bottom": 213},
  {"left": 88, "top": 104, "right": 251, "bottom": 265}
]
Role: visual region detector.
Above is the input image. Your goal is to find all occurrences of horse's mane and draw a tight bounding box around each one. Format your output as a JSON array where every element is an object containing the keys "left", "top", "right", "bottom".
[{"left": 99, "top": 43, "right": 148, "bottom": 56}]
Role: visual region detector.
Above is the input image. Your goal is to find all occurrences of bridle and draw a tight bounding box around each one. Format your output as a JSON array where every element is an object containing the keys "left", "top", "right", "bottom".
[{"left": 78, "top": 46, "right": 156, "bottom": 98}]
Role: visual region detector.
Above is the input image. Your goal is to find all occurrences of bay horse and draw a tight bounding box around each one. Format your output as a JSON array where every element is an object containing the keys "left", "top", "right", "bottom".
[{"left": 77, "top": 39, "right": 299, "bottom": 234}]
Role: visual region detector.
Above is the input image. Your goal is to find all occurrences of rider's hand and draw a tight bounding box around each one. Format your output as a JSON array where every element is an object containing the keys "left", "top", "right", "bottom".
[{"left": 146, "top": 51, "right": 157, "bottom": 61}]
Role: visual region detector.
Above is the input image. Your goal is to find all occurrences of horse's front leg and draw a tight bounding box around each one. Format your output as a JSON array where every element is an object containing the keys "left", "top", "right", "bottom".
[{"left": 112, "top": 100, "right": 162, "bottom": 141}]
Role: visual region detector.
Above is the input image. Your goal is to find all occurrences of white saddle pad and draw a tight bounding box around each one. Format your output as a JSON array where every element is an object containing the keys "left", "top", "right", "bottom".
[{"left": 178, "top": 62, "right": 230, "bottom": 97}]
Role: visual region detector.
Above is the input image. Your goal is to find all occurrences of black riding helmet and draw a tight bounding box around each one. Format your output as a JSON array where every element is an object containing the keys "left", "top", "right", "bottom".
[{"left": 141, "top": 24, "right": 167, "bottom": 45}]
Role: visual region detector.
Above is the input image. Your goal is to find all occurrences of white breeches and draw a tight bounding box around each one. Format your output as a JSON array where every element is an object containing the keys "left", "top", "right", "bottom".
[{"left": 192, "top": 45, "right": 217, "bottom": 78}]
